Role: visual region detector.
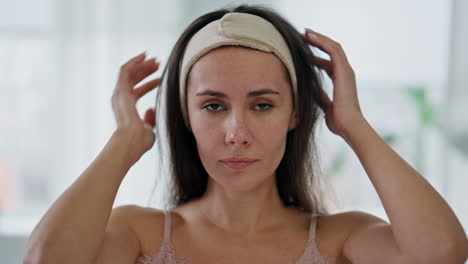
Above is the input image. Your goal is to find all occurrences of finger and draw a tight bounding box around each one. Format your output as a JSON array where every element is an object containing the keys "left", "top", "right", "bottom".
[
  {"left": 116, "top": 53, "right": 146, "bottom": 89},
  {"left": 115, "top": 59, "right": 159, "bottom": 94},
  {"left": 117, "top": 54, "right": 156, "bottom": 88},
  {"left": 311, "top": 56, "right": 333, "bottom": 79},
  {"left": 318, "top": 88, "right": 332, "bottom": 112},
  {"left": 303, "top": 29, "right": 352, "bottom": 78},
  {"left": 133, "top": 77, "right": 161, "bottom": 99},
  {"left": 144, "top": 108, "right": 156, "bottom": 127},
  {"left": 124, "top": 52, "right": 147, "bottom": 69},
  {"left": 304, "top": 29, "right": 351, "bottom": 65},
  {"left": 130, "top": 58, "right": 160, "bottom": 86},
  {"left": 143, "top": 122, "right": 156, "bottom": 147}
]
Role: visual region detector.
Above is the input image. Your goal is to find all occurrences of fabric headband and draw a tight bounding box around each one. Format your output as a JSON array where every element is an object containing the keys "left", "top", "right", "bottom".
[{"left": 179, "top": 12, "right": 297, "bottom": 129}]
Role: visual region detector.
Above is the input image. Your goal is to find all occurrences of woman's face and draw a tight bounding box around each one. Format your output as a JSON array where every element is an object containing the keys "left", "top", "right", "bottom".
[{"left": 186, "top": 46, "right": 296, "bottom": 192}]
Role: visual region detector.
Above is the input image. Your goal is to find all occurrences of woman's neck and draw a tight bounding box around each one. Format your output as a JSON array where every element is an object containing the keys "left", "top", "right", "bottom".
[{"left": 194, "top": 176, "right": 290, "bottom": 235}]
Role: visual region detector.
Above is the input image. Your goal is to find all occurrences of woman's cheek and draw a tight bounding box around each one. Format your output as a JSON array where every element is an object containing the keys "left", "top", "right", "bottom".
[
  {"left": 189, "top": 111, "right": 217, "bottom": 130},
  {"left": 264, "top": 111, "right": 291, "bottom": 130}
]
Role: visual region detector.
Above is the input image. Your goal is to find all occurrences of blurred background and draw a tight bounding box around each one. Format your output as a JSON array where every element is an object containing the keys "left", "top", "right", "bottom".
[{"left": 1, "top": 0, "right": 467, "bottom": 263}]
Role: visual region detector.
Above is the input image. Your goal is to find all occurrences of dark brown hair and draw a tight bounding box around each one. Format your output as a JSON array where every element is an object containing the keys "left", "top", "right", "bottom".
[{"left": 153, "top": 4, "right": 329, "bottom": 214}]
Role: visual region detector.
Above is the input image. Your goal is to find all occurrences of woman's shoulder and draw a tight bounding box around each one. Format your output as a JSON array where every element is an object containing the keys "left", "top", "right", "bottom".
[
  {"left": 111, "top": 205, "right": 168, "bottom": 253},
  {"left": 317, "top": 210, "right": 388, "bottom": 241},
  {"left": 111, "top": 204, "right": 166, "bottom": 227},
  {"left": 318, "top": 210, "right": 387, "bottom": 230},
  {"left": 315, "top": 210, "right": 389, "bottom": 262}
]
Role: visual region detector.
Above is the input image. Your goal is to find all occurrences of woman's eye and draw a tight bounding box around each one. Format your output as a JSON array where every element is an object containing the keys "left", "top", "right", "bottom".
[
  {"left": 203, "top": 104, "right": 224, "bottom": 112},
  {"left": 254, "top": 103, "right": 272, "bottom": 111},
  {"left": 202, "top": 103, "right": 272, "bottom": 112}
]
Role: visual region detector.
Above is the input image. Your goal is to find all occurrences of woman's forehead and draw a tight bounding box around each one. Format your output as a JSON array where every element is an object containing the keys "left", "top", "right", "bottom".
[{"left": 187, "top": 46, "right": 292, "bottom": 96}]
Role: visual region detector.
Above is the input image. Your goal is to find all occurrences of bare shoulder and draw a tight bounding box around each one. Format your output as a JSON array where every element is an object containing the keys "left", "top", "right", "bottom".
[
  {"left": 111, "top": 205, "right": 167, "bottom": 254},
  {"left": 315, "top": 210, "right": 389, "bottom": 262},
  {"left": 321, "top": 210, "right": 388, "bottom": 229}
]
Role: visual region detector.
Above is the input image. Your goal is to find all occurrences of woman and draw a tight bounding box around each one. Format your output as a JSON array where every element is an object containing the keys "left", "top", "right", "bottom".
[{"left": 24, "top": 4, "right": 467, "bottom": 264}]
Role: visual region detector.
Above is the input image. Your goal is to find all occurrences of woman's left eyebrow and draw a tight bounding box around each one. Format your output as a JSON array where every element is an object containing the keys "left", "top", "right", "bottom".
[
  {"left": 195, "top": 88, "right": 280, "bottom": 98},
  {"left": 247, "top": 88, "right": 280, "bottom": 97}
]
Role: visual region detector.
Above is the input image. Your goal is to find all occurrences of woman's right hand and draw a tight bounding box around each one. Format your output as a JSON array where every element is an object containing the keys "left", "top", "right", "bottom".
[{"left": 111, "top": 52, "right": 161, "bottom": 162}]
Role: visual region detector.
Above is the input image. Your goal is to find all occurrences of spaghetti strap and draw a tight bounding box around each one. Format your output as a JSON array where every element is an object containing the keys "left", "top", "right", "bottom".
[
  {"left": 162, "top": 209, "right": 172, "bottom": 244},
  {"left": 309, "top": 214, "right": 317, "bottom": 243},
  {"left": 136, "top": 209, "right": 176, "bottom": 264},
  {"left": 295, "top": 213, "right": 332, "bottom": 264}
]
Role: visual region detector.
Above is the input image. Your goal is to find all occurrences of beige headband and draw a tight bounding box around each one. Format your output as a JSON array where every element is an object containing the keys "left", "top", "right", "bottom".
[{"left": 179, "top": 12, "right": 297, "bottom": 129}]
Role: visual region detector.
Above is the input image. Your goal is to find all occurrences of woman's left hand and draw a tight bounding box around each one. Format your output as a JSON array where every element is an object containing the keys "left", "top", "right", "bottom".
[{"left": 303, "top": 28, "right": 364, "bottom": 137}]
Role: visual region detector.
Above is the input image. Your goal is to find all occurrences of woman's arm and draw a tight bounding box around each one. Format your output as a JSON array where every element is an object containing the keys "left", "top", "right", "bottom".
[
  {"left": 23, "top": 52, "right": 161, "bottom": 264},
  {"left": 24, "top": 131, "right": 138, "bottom": 264},
  {"left": 303, "top": 28, "right": 468, "bottom": 263},
  {"left": 341, "top": 115, "right": 468, "bottom": 263}
]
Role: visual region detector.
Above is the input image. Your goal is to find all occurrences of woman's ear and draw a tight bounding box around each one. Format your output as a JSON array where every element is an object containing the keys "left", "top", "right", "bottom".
[{"left": 288, "top": 111, "right": 298, "bottom": 131}]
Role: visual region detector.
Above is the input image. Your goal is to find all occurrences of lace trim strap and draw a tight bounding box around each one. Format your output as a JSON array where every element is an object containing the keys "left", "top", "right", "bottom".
[{"left": 163, "top": 210, "right": 172, "bottom": 244}]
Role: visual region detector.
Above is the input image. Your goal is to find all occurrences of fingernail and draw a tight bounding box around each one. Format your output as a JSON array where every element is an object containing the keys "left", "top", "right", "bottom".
[
  {"left": 144, "top": 123, "right": 154, "bottom": 132},
  {"left": 146, "top": 57, "right": 157, "bottom": 64},
  {"left": 307, "top": 32, "right": 318, "bottom": 39}
]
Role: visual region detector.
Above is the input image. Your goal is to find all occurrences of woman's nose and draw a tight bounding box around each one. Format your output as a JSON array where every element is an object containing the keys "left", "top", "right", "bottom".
[{"left": 224, "top": 113, "right": 251, "bottom": 146}]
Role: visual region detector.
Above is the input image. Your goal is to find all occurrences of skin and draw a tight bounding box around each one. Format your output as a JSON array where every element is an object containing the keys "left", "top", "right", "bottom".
[{"left": 184, "top": 45, "right": 298, "bottom": 234}]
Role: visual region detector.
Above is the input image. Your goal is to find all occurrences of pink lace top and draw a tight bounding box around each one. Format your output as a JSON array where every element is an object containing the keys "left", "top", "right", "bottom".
[{"left": 137, "top": 210, "right": 333, "bottom": 264}]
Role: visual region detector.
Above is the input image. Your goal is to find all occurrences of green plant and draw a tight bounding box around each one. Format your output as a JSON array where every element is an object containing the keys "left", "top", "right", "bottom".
[{"left": 406, "top": 85, "right": 438, "bottom": 176}]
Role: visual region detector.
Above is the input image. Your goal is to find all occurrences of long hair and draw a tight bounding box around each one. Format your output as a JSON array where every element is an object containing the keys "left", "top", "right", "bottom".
[{"left": 153, "top": 4, "right": 329, "bottom": 215}]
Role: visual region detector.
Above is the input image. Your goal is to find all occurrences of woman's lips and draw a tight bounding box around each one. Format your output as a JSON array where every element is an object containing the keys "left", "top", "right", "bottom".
[{"left": 221, "top": 160, "right": 256, "bottom": 169}]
